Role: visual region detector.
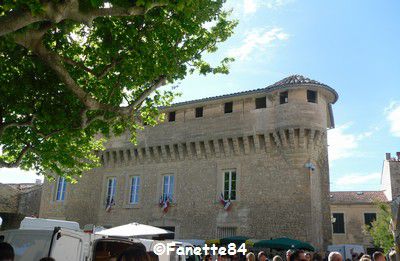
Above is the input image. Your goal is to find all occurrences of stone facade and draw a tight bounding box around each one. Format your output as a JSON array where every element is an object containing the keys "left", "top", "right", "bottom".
[
  {"left": 330, "top": 191, "right": 388, "bottom": 250},
  {"left": 0, "top": 182, "right": 42, "bottom": 230},
  {"left": 39, "top": 75, "right": 338, "bottom": 250},
  {"left": 381, "top": 153, "right": 400, "bottom": 201}
]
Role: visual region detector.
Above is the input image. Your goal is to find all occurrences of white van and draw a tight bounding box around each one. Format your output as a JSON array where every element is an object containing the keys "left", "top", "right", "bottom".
[
  {"left": 327, "top": 244, "right": 365, "bottom": 260},
  {"left": 0, "top": 218, "right": 199, "bottom": 261}
]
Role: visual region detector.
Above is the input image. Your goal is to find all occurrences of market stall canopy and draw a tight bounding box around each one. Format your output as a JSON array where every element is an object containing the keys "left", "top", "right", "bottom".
[
  {"left": 220, "top": 236, "right": 249, "bottom": 245},
  {"left": 96, "top": 222, "right": 173, "bottom": 237},
  {"left": 252, "top": 237, "right": 315, "bottom": 251}
]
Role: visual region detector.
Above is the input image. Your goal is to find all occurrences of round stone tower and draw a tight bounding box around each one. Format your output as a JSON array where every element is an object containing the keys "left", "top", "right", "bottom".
[{"left": 258, "top": 75, "right": 338, "bottom": 249}]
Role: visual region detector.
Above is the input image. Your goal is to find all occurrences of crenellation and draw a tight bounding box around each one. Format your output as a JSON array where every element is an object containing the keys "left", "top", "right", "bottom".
[
  {"left": 189, "top": 142, "right": 197, "bottom": 158},
  {"left": 308, "top": 129, "right": 315, "bottom": 149},
  {"left": 299, "top": 128, "right": 306, "bottom": 149},
  {"left": 272, "top": 131, "right": 282, "bottom": 148},
  {"left": 194, "top": 141, "right": 203, "bottom": 159},
  {"left": 168, "top": 144, "right": 176, "bottom": 161},
  {"left": 288, "top": 128, "right": 296, "bottom": 148}
]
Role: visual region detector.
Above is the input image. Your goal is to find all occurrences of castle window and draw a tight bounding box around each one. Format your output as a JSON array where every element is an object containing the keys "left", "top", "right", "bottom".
[
  {"left": 55, "top": 177, "right": 67, "bottom": 201},
  {"left": 279, "top": 91, "right": 288, "bottom": 104},
  {"left": 332, "top": 213, "right": 345, "bottom": 234},
  {"left": 195, "top": 107, "right": 203, "bottom": 118},
  {"left": 224, "top": 102, "right": 233, "bottom": 113},
  {"left": 307, "top": 90, "right": 317, "bottom": 103},
  {"left": 162, "top": 175, "right": 175, "bottom": 202},
  {"left": 224, "top": 170, "right": 236, "bottom": 200},
  {"left": 106, "top": 177, "right": 116, "bottom": 206},
  {"left": 168, "top": 111, "right": 176, "bottom": 122},
  {"left": 364, "top": 213, "right": 377, "bottom": 227},
  {"left": 129, "top": 176, "right": 140, "bottom": 204},
  {"left": 255, "top": 97, "right": 266, "bottom": 109}
]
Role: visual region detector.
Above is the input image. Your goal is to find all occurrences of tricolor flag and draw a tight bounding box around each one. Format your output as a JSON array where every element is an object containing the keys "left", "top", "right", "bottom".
[
  {"left": 219, "top": 192, "right": 231, "bottom": 211},
  {"left": 105, "top": 198, "right": 115, "bottom": 212},
  {"left": 162, "top": 197, "right": 170, "bottom": 213}
]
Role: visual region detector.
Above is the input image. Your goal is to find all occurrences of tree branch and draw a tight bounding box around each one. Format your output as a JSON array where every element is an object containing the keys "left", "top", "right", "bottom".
[
  {"left": 15, "top": 31, "right": 111, "bottom": 111},
  {"left": 125, "top": 75, "right": 167, "bottom": 114},
  {"left": 0, "top": 144, "right": 31, "bottom": 168},
  {"left": 0, "top": 1, "right": 166, "bottom": 37},
  {"left": 0, "top": 9, "right": 45, "bottom": 37},
  {"left": 61, "top": 56, "right": 96, "bottom": 76},
  {"left": 0, "top": 117, "right": 34, "bottom": 136}
]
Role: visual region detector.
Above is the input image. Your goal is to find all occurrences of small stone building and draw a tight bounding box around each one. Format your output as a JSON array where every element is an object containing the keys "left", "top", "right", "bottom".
[
  {"left": 330, "top": 191, "right": 387, "bottom": 251},
  {"left": 0, "top": 182, "right": 42, "bottom": 230},
  {"left": 39, "top": 75, "right": 338, "bottom": 250}
]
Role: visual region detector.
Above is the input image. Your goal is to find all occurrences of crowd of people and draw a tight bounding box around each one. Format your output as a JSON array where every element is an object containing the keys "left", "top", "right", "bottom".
[
  {"left": 210, "top": 250, "right": 394, "bottom": 261},
  {"left": 0, "top": 241, "right": 395, "bottom": 261}
]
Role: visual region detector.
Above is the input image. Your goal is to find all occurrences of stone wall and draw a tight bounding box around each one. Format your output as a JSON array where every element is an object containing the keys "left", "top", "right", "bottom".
[
  {"left": 331, "top": 203, "right": 379, "bottom": 249},
  {"left": 0, "top": 183, "right": 42, "bottom": 229}
]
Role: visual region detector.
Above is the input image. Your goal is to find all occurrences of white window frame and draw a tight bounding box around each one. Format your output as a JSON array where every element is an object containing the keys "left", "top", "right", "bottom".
[
  {"left": 162, "top": 175, "right": 174, "bottom": 202},
  {"left": 106, "top": 177, "right": 117, "bottom": 205},
  {"left": 223, "top": 170, "right": 236, "bottom": 201},
  {"left": 55, "top": 177, "right": 67, "bottom": 201},
  {"left": 129, "top": 176, "right": 140, "bottom": 204}
]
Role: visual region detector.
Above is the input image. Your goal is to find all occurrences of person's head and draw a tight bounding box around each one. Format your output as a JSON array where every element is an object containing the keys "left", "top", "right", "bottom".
[
  {"left": 312, "top": 253, "right": 323, "bottom": 261},
  {"left": 328, "top": 252, "right": 343, "bottom": 261},
  {"left": 272, "top": 255, "right": 283, "bottom": 261},
  {"left": 287, "top": 249, "right": 294, "bottom": 261},
  {"left": 290, "top": 250, "right": 306, "bottom": 261},
  {"left": 204, "top": 255, "right": 212, "bottom": 261},
  {"left": 117, "top": 243, "right": 149, "bottom": 261},
  {"left": 388, "top": 249, "right": 396, "bottom": 261},
  {"left": 258, "top": 251, "right": 267, "bottom": 261},
  {"left": 147, "top": 251, "right": 159, "bottom": 261},
  {"left": 0, "top": 242, "right": 14, "bottom": 261},
  {"left": 246, "top": 252, "right": 256, "bottom": 261},
  {"left": 220, "top": 254, "right": 230, "bottom": 261},
  {"left": 372, "top": 251, "right": 385, "bottom": 261},
  {"left": 232, "top": 254, "right": 240, "bottom": 261},
  {"left": 39, "top": 258, "right": 56, "bottom": 261},
  {"left": 359, "top": 255, "right": 371, "bottom": 261}
]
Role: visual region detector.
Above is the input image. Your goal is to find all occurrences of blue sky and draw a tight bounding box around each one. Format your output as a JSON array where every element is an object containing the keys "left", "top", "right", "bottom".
[{"left": 1, "top": 0, "right": 400, "bottom": 192}]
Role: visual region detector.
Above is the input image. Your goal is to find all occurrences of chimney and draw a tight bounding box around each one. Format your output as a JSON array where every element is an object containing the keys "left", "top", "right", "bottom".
[
  {"left": 397, "top": 152, "right": 400, "bottom": 160},
  {"left": 386, "top": 153, "right": 391, "bottom": 160}
]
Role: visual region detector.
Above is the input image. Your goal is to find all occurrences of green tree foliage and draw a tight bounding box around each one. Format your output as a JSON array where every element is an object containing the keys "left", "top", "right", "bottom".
[
  {"left": 365, "top": 203, "right": 395, "bottom": 253},
  {"left": 0, "top": 0, "right": 237, "bottom": 181}
]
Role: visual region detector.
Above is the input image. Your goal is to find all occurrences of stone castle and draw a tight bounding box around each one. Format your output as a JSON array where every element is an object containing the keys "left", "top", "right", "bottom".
[{"left": 39, "top": 75, "right": 338, "bottom": 250}]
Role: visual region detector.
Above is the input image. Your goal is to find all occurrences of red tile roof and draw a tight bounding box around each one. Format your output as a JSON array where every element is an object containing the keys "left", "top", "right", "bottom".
[{"left": 330, "top": 191, "right": 388, "bottom": 204}]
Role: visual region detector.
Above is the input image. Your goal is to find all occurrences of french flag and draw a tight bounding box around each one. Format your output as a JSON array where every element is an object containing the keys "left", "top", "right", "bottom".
[
  {"left": 162, "top": 197, "right": 170, "bottom": 213},
  {"left": 219, "top": 193, "right": 231, "bottom": 211},
  {"left": 105, "top": 198, "right": 115, "bottom": 212}
]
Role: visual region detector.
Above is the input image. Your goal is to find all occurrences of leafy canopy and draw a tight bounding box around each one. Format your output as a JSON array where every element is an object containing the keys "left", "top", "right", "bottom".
[
  {"left": 0, "top": 0, "right": 237, "bottom": 181},
  {"left": 365, "top": 203, "right": 395, "bottom": 253}
]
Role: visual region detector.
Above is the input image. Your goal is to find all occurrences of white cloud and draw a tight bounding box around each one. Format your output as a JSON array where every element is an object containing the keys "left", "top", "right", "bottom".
[
  {"left": 242, "top": 0, "right": 293, "bottom": 15},
  {"left": 0, "top": 168, "right": 43, "bottom": 184},
  {"left": 228, "top": 27, "right": 289, "bottom": 60},
  {"left": 328, "top": 123, "right": 375, "bottom": 161},
  {"left": 243, "top": 0, "right": 257, "bottom": 14},
  {"left": 385, "top": 101, "right": 400, "bottom": 137},
  {"left": 335, "top": 172, "right": 381, "bottom": 187}
]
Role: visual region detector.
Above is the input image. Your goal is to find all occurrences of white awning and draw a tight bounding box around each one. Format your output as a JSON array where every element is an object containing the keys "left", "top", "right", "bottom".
[{"left": 96, "top": 222, "right": 173, "bottom": 237}]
